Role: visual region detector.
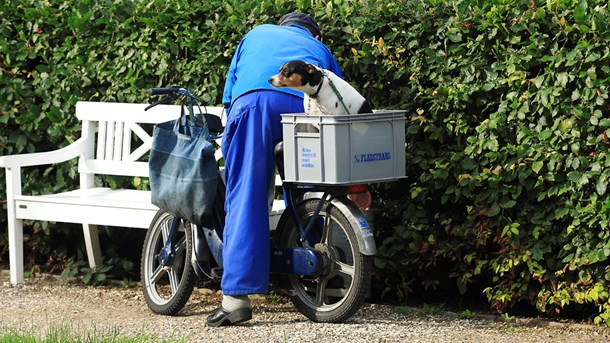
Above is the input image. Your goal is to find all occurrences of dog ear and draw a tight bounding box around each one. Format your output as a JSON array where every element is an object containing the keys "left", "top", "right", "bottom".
[{"left": 305, "top": 63, "right": 316, "bottom": 74}]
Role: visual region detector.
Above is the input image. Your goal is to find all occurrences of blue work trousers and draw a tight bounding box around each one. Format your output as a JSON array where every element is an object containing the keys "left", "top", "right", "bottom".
[{"left": 220, "top": 90, "right": 303, "bottom": 295}]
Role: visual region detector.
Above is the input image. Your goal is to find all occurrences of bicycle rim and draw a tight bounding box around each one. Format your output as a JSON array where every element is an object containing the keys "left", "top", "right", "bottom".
[
  {"left": 275, "top": 199, "right": 372, "bottom": 322},
  {"left": 140, "top": 211, "right": 195, "bottom": 315}
]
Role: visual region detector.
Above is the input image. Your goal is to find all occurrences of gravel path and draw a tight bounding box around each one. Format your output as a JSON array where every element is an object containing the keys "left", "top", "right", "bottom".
[{"left": 1, "top": 271, "right": 610, "bottom": 342}]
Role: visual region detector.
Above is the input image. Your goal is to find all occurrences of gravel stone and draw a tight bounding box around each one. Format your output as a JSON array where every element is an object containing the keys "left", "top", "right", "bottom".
[{"left": 1, "top": 271, "right": 609, "bottom": 342}]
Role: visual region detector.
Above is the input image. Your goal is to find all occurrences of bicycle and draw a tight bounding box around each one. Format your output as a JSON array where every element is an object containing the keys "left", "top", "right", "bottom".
[{"left": 140, "top": 86, "right": 401, "bottom": 323}]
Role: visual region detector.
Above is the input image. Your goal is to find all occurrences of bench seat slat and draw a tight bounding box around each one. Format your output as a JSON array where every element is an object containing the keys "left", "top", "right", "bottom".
[{"left": 15, "top": 188, "right": 157, "bottom": 228}]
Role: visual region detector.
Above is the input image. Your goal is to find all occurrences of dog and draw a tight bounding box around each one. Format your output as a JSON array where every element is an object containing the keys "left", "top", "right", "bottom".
[{"left": 268, "top": 60, "right": 373, "bottom": 115}]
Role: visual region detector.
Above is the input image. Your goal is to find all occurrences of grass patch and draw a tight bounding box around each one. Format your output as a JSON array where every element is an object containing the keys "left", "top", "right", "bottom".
[
  {"left": 0, "top": 320, "right": 184, "bottom": 343},
  {"left": 394, "top": 304, "right": 480, "bottom": 320},
  {"left": 459, "top": 309, "right": 477, "bottom": 319}
]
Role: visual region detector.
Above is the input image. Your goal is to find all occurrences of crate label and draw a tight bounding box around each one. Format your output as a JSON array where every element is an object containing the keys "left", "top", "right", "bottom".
[
  {"left": 354, "top": 152, "right": 392, "bottom": 163},
  {"left": 301, "top": 147, "right": 317, "bottom": 168},
  {"left": 358, "top": 216, "right": 373, "bottom": 237}
]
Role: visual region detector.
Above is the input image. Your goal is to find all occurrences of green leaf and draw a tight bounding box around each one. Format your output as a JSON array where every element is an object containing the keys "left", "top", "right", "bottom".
[
  {"left": 566, "top": 50, "right": 582, "bottom": 66},
  {"left": 568, "top": 171, "right": 589, "bottom": 188},
  {"left": 574, "top": 6, "right": 586, "bottom": 23},
  {"left": 599, "top": 119, "right": 610, "bottom": 128},
  {"left": 597, "top": 175, "right": 608, "bottom": 195},
  {"left": 503, "top": 200, "right": 517, "bottom": 209},
  {"left": 568, "top": 171, "right": 583, "bottom": 183},
  {"left": 538, "top": 129, "right": 553, "bottom": 141},
  {"left": 60, "top": 268, "right": 71, "bottom": 281},
  {"left": 532, "top": 161, "right": 543, "bottom": 174},
  {"left": 571, "top": 89, "right": 581, "bottom": 101},
  {"left": 449, "top": 32, "right": 462, "bottom": 43},
  {"left": 82, "top": 271, "right": 92, "bottom": 284},
  {"left": 374, "top": 258, "right": 387, "bottom": 269}
]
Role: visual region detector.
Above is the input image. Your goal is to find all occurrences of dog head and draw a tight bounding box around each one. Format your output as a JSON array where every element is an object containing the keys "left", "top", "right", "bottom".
[{"left": 268, "top": 60, "right": 323, "bottom": 94}]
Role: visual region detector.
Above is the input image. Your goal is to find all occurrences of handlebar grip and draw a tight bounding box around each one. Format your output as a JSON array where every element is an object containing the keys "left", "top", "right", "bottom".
[{"left": 148, "top": 86, "right": 181, "bottom": 96}]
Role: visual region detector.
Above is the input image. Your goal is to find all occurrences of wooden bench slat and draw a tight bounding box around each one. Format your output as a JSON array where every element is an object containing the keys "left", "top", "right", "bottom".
[
  {"left": 14, "top": 207, "right": 155, "bottom": 228},
  {"left": 76, "top": 102, "right": 180, "bottom": 123},
  {"left": 15, "top": 188, "right": 157, "bottom": 229},
  {"left": 16, "top": 188, "right": 156, "bottom": 208},
  {"left": 112, "top": 121, "right": 124, "bottom": 161}
]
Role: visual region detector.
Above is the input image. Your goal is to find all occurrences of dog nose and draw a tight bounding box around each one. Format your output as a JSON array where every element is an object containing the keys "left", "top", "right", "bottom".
[{"left": 267, "top": 77, "right": 273, "bottom": 84}]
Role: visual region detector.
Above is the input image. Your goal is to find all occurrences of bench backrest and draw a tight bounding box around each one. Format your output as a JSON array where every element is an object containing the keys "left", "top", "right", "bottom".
[{"left": 75, "top": 101, "right": 225, "bottom": 179}]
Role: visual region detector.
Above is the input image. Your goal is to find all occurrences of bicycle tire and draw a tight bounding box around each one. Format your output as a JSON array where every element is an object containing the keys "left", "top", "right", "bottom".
[
  {"left": 274, "top": 198, "right": 372, "bottom": 323},
  {"left": 140, "top": 210, "right": 196, "bottom": 315}
]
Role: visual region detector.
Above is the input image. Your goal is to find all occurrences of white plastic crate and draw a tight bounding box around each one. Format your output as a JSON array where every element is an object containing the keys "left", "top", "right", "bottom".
[{"left": 281, "top": 111, "right": 406, "bottom": 185}]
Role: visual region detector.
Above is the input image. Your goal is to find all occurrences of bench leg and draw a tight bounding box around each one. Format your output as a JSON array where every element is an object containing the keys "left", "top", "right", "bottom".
[
  {"left": 5, "top": 168, "right": 24, "bottom": 284},
  {"left": 7, "top": 216, "right": 24, "bottom": 285},
  {"left": 82, "top": 224, "right": 102, "bottom": 270}
]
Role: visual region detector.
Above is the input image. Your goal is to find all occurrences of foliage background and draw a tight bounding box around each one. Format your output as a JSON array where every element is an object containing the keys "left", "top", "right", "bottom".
[{"left": 2, "top": 0, "right": 610, "bottom": 323}]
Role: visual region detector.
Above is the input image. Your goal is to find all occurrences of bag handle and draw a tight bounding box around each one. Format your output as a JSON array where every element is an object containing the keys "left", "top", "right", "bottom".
[
  {"left": 173, "top": 103, "right": 192, "bottom": 136},
  {"left": 174, "top": 100, "right": 211, "bottom": 138},
  {"left": 184, "top": 100, "right": 209, "bottom": 128}
]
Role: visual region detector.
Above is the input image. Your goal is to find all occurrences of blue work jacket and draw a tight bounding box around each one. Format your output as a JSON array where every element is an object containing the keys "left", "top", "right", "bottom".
[{"left": 222, "top": 24, "right": 343, "bottom": 109}]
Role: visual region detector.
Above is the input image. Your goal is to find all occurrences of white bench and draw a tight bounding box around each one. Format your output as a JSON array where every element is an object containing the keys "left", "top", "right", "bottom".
[{"left": 0, "top": 101, "right": 285, "bottom": 285}]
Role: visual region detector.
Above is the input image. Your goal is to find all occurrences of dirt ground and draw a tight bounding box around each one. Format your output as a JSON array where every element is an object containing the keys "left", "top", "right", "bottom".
[{"left": 2, "top": 271, "right": 610, "bottom": 342}]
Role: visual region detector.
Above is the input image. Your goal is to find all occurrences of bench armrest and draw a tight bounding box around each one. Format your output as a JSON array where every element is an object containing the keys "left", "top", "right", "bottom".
[{"left": 0, "top": 137, "right": 90, "bottom": 169}]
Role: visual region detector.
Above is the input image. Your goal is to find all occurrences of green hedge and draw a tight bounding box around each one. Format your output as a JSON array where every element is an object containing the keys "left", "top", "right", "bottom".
[
  {"left": 2, "top": 0, "right": 610, "bottom": 323},
  {"left": 368, "top": 0, "right": 610, "bottom": 324}
]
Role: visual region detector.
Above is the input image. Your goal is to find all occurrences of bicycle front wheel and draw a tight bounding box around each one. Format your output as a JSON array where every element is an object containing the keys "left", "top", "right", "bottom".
[
  {"left": 274, "top": 198, "right": 372, "bottom": 323},
  {"left": 141, "top": 210, "right": 196, "bottom": 315}
]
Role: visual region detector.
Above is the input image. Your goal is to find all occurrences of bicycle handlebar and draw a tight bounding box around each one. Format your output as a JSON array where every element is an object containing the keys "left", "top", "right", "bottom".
[
  {"left": 144, "top": 86, "right": 196, "bottom": 111},
  {"left": 148, "top": 86, "right": 182, "bottom": 96}
]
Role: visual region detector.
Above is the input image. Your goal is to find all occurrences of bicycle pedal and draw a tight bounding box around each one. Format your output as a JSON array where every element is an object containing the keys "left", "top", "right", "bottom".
[{"left": 210, "top": 267, "right": 223, "bottom": 281}]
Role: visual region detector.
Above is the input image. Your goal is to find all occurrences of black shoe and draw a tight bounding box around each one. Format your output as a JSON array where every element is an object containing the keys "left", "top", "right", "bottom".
[{"left": 206, "top": 306, "right": 252, "bottom": 327}]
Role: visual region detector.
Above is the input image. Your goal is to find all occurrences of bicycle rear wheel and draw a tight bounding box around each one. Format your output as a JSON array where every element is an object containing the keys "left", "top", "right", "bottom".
[
  {"left": 141, "top": 210, "right": 196, "bottom": 315},
  {"left": 274, "top": 198, "right": 372, "bottom": 323}
]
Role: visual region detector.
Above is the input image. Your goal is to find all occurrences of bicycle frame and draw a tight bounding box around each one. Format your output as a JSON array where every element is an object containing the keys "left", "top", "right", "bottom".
[
  {"left": 190, "top": 180, "right": 376, "bottom": 279},
  {"left": 189, "top": 181, "right": 331, "bottom": 278}
]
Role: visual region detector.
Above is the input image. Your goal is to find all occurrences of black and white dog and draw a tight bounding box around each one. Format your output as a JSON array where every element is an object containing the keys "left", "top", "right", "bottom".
[{"left": 268, "top": 60, "right": 373, "bottom": 115}]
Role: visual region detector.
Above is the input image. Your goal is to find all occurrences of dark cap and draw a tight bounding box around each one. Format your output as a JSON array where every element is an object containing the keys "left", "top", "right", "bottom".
[{"left": 279, "top": 12, "right": 321, "bottom": 38}]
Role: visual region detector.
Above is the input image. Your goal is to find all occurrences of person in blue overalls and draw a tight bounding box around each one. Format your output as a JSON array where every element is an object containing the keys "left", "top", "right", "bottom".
[{"left": 207, "top": 12, "right": 343, "bottom": 327}]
